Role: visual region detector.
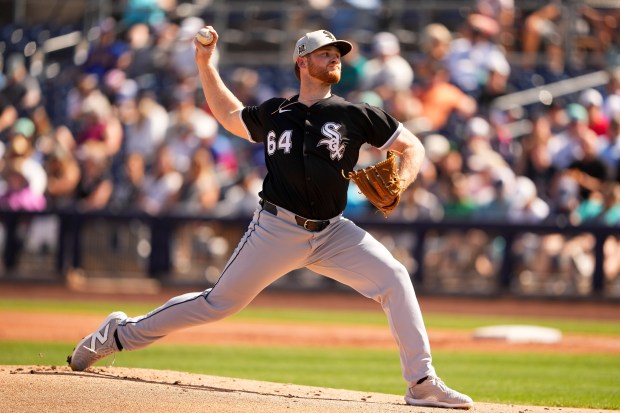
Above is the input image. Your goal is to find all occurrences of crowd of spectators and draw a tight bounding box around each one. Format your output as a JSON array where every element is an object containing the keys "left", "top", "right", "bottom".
[{"left": 1, "top": 1, "right": 620, "bottom": 283}]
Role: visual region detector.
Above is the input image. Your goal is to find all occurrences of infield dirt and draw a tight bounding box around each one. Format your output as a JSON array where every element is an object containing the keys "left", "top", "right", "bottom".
[{"left": 1, "top": 365, "right": 617, "bottom": 413}]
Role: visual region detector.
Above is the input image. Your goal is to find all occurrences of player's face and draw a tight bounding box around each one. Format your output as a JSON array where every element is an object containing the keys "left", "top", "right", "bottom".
[{"left": 306, "top": 46, "right": 342, "bottom": 84}]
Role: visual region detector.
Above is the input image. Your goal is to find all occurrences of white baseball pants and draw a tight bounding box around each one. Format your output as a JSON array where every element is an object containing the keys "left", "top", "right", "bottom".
[{"left": 117, "top": 202, "right": 436, "bottom": 386}]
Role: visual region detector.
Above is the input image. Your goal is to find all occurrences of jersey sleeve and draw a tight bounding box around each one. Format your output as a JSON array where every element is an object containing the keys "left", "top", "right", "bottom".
[
  {"left": 240, "top": 98, "right": 281, "bottom": 143},
  {"left": 240, "top": 105, "right": 262, "bottom": 143},
  {"left": 357, "top": 103, "right": 403, "bottom": 149}
]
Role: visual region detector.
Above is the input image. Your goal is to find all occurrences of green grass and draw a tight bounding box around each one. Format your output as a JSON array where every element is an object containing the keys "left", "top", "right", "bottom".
[
  {"left": 2, "top": 297, "right": 620, "bottom": 409},
  {"left": 2, "top": 341, "right": 619, "bottom": 410},
  {"left": 2, "top": 298, "right": 620, "bottom": 336}
]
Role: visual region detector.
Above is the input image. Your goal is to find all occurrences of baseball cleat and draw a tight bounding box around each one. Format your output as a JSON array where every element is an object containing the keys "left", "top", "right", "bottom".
[
  {"left": 67, "top": 311, "right": 127, "bottom": 371},
  {"left": 405, "top": 375, "right": 473, "bottom": 409}
]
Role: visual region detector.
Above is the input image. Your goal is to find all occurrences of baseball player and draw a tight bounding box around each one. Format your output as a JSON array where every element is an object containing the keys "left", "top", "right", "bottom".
[{"left": 68, "top": 28, "right": 473, "bottom": 409}]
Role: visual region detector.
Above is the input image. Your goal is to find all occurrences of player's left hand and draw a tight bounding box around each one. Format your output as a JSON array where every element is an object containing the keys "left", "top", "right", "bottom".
[{"left": 345, "top": 151, "right": 404, "bottom": 217}]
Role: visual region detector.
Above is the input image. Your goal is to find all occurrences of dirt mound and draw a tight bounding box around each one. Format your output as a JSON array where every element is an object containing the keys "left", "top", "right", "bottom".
[{"left": 1, "top": 365, "right": 614, "bottom": 413}]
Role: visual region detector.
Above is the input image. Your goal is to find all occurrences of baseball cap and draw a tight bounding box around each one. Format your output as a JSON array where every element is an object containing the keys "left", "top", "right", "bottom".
[
  {"left": 373, "top": 32, "right": 400, "bottom": 55},
  {"left": 465, "top": 116, "right": 491, "bottom": 139},
  {"left": 578, "top": 88, "right": 603, "bottom": 108},
  {"left": 566, "top": 103, "right": 588, "bottom": 122},
  {"left": 293, "top": 30, "right": 352, "bottom": 63},
  {"left": 13, "top": 117, "right": 35, "bottom": 139}
]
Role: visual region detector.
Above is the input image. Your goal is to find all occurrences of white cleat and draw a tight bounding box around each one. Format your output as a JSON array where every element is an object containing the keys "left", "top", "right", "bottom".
[
  {"left": 405, "top": 375, "right": 474, "bottom": 409},
  {"left": 67, "top": 311, "right": 127, "bottom": 371}
]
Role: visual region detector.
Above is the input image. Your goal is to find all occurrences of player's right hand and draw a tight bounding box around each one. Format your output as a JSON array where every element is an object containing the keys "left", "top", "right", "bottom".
[{"left": 194, "top": 26, "right": 219, "bottom": 64}]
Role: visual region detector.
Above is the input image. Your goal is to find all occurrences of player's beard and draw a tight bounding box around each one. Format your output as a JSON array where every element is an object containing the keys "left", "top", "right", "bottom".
[{"left": 307, "top": 59, "right": 341, "bottom": 84}]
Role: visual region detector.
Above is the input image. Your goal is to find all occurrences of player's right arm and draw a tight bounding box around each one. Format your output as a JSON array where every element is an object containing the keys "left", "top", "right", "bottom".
[{"left": 194, "top": 27, "right": 249, "bottom": 140}]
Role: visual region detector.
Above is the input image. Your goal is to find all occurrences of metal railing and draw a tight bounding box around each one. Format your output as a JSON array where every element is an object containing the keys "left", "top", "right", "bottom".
[{"left": 1, "top": 209, "right": 618, "bottom": 299}]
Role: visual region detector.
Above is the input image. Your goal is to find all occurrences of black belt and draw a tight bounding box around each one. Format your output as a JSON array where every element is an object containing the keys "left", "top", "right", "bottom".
[{"left": 260, "top": 199, "right": 330, "bottom": 232}]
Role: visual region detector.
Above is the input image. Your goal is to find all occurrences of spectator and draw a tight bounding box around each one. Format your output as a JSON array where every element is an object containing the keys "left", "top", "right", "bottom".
[
  {"left": 0, "top": 94, "right": 18, "bottom": 142},
  {"left": 43, "top": 144, "right": 81, "bottom": 208},
  {"left": 30, "top": 105, "right": 69, "bottom": 156},
  {"left": 110, "top": 151, "right": 145, "bottom": 212},
  {"left": 546, "top": 99, "right": 571, "bottom": 134},
  {"left": 413, "top": 61, "right": 477, "bottom": 137},
  {"left": 548, "top": 169, "right": 581, "bottom": 225},
  {"left": 385, "top": 89, "right": 422, "bottom": 130},
  {"left": 0, "top": 157, "right": 46, "bottom": 275},
  {"left": 203, "top": 130, "right": 241, "bottom": 188},
  {"left": 139, "top": 143, "right": 183, "bottom": 215},
  {"left": 442, "top": 172, "right": 477, "bottom": 219},
  {"left": 361, "top": 32, "right": 414, "bottom": 93},
  {"left": 577, "top": 4, "right": 620, "bottom": 69},
  {"left": 521, "top": 2, "right": 563, "bottom": 70},
  {"left": 147, "top": 20, "right": 181, "bottom": 104},
  {"left": 0, "top": 158, "right": 46, "bottom": 211},
  {"left": 473, "top": 164, "right": 516, "bottom": 220},
  {"left": 228, "top": 67, "right": 275, "bottom": 107},
  {"left": 477, "top": 51, "right": 513, "bottom": 117},
  {"left": 166, "top": 121, "right": 202, "bottom": 175},
  {"left": 213, "top": 167, "right": 262, "bottom": 218},
  {"left": 429, "top": 147, "right": 464, "bottom": 206},
  {"left": 82, "top": 17, "right": 128, "bottom": 80},
  {"left": 394, "top": 183, "right": 444, "bottom": 222},
  {"left": 70, "top": 92, "right": 124, "bottom": 157},
  {"left": 598, "top": 182, "right": 620, "bottom": 226},
  {"left": 1, "top": 53, "right": 42, "bottom": 116},
  {"left": 11, "top": 117, "right": 36, "bottom": 142},
  {"left": 603, "top": 67, "right": 620, "bottom": 119},
  {"left": 66, "top": 73, "right": 100, "bottom": 124},
  {"left": 514, "top": 112, "right": 557, "bottom": 201},
  {"left": 2, "top": 131, "right": 47, "bottom": 198},
  {"left": 122, "top": 91, "right": 169, "bottom": 167},
  {"left": 460, "top": 116, "right": 504, "bottom": 166},
  {"left": 566, "top": 130, "right": 608, "bottom": 201},
  {"left": 575, "top": 185, "right": 605, "bottom": 224},
  {"left": 74, "top": 142, "right": 114, "bottom": 211},
  {"left": 507, "top": 176, "right": 550, "bottom": 223},
  {"left": 102, "top": 69, "right": 138, "bottom": 106},
  {"left": 394, "top": 129, "right": 445, "bottom": 223},
  {"left": 174, "top": 147, "right": 221, "bottom": 213},
  {"left": 599, "top": 114, "right": 620, "bottom": 182},
  {"left": 0, "top": 132, "right": 48, "bottom": 272},
  {"left": 445, "top": 12, "right": 507, "bottom": 97},
  {"left": 579, "top": 88, "right": 609, "bottom": 138},
  {"left": 548, "top": 103, "right": 598, "bottom": 170},
  {"left": 166, "top": 86, "right": 219, "bottom": 142},
  {"left": 474, "top": 0, "right": 515, "bottom": 51},
  {"left": 418, "top": 23, "right": 452, "bottom": 69},
  {"left": 121, "top": 0, "right": 168, "bottom": 28},
  {"left": 122, "top": 23, "right": 159, "bottom": 91}
]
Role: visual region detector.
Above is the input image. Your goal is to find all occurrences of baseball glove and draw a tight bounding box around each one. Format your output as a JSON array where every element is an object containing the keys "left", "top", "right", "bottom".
[{"left": 345, "top": 150, "right": 404, "bottom": 217}]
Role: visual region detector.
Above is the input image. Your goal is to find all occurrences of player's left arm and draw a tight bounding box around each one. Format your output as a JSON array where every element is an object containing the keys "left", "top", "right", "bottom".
[{"left": 386, "top": 127, "right": 425, "bottom": 190}]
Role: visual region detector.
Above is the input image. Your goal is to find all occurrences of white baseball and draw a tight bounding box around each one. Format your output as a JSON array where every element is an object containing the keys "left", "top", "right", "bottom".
[{"left": 196, "top": 28, "right": 214, "bottom": 45}]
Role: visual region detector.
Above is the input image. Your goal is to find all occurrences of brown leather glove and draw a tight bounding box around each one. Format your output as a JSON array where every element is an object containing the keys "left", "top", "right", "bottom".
[{"left": 346, "top": 151, "right": 403, "bottom": 217}]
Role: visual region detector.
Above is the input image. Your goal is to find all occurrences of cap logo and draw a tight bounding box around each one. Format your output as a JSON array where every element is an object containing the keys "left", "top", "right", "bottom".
[
  {"left": 298, "top": 44, "right": 306, "bottom": 55},
  {"left": 323, "top": 31, "right": 335, "bottom": 41}
]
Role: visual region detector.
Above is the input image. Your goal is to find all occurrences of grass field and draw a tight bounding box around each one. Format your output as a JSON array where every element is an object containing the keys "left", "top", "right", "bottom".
[
  {"left": 1, "top": 298, "right": 620, "bottom": 409},
  {"left": 2, "top": 297, "right": 619, "bottom": 335}
]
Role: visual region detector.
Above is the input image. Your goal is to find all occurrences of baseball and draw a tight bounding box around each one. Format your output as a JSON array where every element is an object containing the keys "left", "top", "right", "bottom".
[{"left": 196, "top": 28, "right": 214, "bottom": 45}]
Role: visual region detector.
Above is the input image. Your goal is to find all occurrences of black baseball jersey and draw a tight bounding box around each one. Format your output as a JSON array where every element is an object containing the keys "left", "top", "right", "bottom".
[{"left": 241, "top": 94, "right": 402, "bottom": 219}]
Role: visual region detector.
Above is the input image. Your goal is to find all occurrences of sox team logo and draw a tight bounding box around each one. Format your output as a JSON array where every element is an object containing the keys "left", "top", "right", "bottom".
[
  {"left": 322, "top": 31, "right": 336, "bottom": 41},
  {"left": 318, "top": 122, "right": 346, "bottom": 160}
]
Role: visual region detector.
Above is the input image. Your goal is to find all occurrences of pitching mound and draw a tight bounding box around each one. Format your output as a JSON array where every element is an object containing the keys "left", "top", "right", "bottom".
[{"left": 0, "top": 365, "right": 614, "bottom": 413}]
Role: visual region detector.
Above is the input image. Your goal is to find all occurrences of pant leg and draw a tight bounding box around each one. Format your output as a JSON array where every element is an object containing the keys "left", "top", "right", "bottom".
[
  {"left": 307, "top": 217, "right": 435, "bottom": 385},
  {"left": 118, "top": 207, "right": 310, "bottom": 350}
]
